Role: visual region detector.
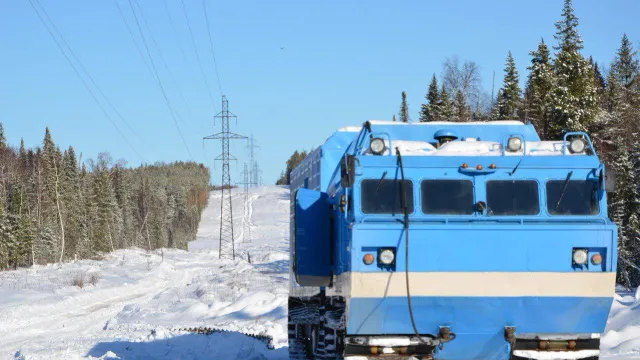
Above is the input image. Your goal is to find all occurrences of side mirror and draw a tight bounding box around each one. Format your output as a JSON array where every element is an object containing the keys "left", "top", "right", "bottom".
[
  {"left": 603, "top": 166, "right": 616, "bottom": 193},
  {"left": 340, "top": 155, "right": 356, "bottom": 188}
]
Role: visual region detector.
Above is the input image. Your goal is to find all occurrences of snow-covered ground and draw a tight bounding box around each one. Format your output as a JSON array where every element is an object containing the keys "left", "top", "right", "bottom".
[
  {"left": 2, "top": 185, "right": 640, "bottom": 360},
  {"left": 0, "top": 186, "right": 290, "bottom": 360}
]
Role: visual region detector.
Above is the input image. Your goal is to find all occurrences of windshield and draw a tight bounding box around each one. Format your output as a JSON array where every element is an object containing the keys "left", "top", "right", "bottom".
[
  {"left": 546, "top": 180, "right": 599, "bottom": 215},
  {"left": 421, "top": 180, "right": 474, "bottom": 215},
  {"left": 486, "top": 180, "right": 539, "bottom": 215},
  {"left": 361, "top": 179, "right": 413, "bottom": 214}
]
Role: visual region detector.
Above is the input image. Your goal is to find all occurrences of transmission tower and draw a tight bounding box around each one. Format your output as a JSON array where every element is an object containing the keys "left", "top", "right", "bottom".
[
  {"left": 236, "top": 163, "right": 251, "bottom": 243},
  {"left": 246, "top": 134, "right": 260, "bottom": 187},
  {"left": 204, "top": 96, "right": 246, "bottom": 260}
]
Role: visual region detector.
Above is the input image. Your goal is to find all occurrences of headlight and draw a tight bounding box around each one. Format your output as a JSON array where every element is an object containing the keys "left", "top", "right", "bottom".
[
  {"left": 378, "top": 249, "right": 395, "bottom": 265},
  {"left": 369, "top": 137, "right": 386, "bottom": 155},
  {"left": 569, "top": 138, "right": 586, "bottom": 154},
  {"left": 572, "top": 249, "right": 588, "bottom": 265},
  {"left": 506, "top": 137, "right": 522, "bottom": 152}
]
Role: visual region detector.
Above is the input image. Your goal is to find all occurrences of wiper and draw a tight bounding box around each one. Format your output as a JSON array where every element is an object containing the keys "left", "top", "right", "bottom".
[
  {"left": 375, "top": 171, "right": 388, "bottom": 192},
  {"left": 555, "top": 171, "right": 574, "bottom": 211},
  {"left": 510, "top": 160, "right": 522, "bottom": 176}
]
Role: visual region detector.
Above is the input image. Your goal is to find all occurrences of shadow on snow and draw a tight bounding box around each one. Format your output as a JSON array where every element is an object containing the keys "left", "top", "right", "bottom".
[{"left": 86, "top": 331, "right": 288, "bottom": 360}]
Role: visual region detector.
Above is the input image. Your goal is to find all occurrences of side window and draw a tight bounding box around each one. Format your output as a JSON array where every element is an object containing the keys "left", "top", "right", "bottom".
[
  {"left": 361, "top": 179, "right": 413, "bottom": 214},
  {"left": 486, "top": 180, "right": 540, "bottom": 216},
  {"left": 421, "top": 180, "right": 474, "bottom": 215}
]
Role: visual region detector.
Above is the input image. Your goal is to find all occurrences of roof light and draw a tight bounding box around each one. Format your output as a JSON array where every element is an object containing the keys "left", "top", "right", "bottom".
[
  {"left": 476, "top": 164, "right": 483, "bottom": 170},
  {"left": 363, "top": 253, "right": 374, "bottom": 265},
  {"left": 489, "top": 163, "right": 496, "bottom": 169},
  {"left": 507, "top": 137, "right": 522, "bottom": 152},
  {"left": 569, "top": 138, "right": 587, "bottom": 154},
  {"left": 369, "top": 137, "right": 386, "bottom": 155}
]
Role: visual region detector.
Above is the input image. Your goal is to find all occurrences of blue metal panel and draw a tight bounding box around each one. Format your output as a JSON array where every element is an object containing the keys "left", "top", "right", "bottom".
[
  {"left": 350, "top": 225, "right": 617, "bottom": 273},
  {"left": 348, "top": 296, "right": 612, "bottom": 359},
  {"left": 294, "top": 188, "right": 331, "bottom": 285}
]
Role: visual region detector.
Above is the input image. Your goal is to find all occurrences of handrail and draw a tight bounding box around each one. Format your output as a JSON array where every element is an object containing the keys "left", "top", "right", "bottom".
[{"left": 562, "top": 132, "right": 595, "bottom": 156}]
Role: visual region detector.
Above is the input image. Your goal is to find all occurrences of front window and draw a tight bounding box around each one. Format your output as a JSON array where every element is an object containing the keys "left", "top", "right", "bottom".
[
  {"left": 361, "top": 179, "right": 413, "bottom": 214},
  {"left": 546, "top": 180, "right": 599, "bottom": 215},
  {"left": 421, "top": 180, "right": 474, "bottom": 215},
  {"left": 486, "top": 180, "right": 539, "bottom": 215}
]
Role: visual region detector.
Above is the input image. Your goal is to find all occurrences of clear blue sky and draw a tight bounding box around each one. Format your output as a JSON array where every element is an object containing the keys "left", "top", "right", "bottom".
[{"left": 1, "top": 0, "right": 638, "bottom": 184}]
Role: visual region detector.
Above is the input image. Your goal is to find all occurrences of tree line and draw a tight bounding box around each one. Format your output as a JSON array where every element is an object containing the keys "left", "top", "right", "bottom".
[
  {"left": 0, "top": 124, "right": 209, "bottom": 270},
  {"left": 275, "top": 150, "right": 308, "bottom": 186}
]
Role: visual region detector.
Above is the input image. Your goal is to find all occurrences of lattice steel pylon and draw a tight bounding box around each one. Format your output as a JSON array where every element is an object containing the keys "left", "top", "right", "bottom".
[
  {"left": 246, "top": 134, "right": 260, "bottom": 187},
  {"left": 236, "top": 163, "right": 251, "bottom": 243},
  {"left": 204, "top": 96, "right": 246, "bottom": 259}
]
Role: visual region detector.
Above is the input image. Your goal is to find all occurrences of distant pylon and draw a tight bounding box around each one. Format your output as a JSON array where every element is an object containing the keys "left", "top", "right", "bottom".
[
  {"left": 246, "top": 134, "right": 259, "bottom": 187},
  {"left": 236, "top": 163, "right": 251, "bottom": 243},
  {"left": 204, "top": 96, "right": 246, "bottom": 260}
]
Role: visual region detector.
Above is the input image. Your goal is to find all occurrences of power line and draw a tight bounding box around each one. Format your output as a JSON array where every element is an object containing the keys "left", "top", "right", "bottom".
[
  {"left": 125, "top": 0, "right": 194, "bottom": 160},
  {"left": 28, "top": 0, "right": 146, "bottom": 163},
  {"left": 112, "top": 0, "right": 156, "bottom": 83},
  {"left": 33, "top": 0, "right": 156, "bottom": 155},
  {"left": 180, "top": 0, "right": 218, "bottom": 107},
  {"left": 162, "top": 0, "right": 205, "bottom": 112},
  {"left": 132, "top": 0, "right": 199, "bottom": 130},
  {"left": 202, "top": 0, "right": 223, "bottom": 95}
]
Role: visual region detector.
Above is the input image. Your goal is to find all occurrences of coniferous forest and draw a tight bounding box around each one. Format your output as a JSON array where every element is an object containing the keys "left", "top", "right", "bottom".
[{"left": 0, "top": 124, "right": 209, "bottom": 270}]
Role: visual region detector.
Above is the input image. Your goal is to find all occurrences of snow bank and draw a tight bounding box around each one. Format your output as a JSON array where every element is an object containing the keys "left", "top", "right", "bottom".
[{"left": 0, "top": 186, "right": 290, "bottom": 360}]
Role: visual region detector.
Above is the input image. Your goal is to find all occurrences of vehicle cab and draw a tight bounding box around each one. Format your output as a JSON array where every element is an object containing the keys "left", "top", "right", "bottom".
[{"left": 290, "top": 120, "right": 616, "bottom": 360}]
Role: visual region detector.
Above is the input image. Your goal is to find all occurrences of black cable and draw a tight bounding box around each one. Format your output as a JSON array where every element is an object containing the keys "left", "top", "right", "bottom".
[{"left": 395, "top": 147, "right": 423, "bottom": 341}]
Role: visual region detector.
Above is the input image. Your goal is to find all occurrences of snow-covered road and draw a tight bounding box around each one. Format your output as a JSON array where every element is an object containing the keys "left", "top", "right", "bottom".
[
  {"left": 2, "top": 185, "right": 640, "bottom": 359},
  {"left": 0, "top": 186, "right": 290, "bottom": 360}
]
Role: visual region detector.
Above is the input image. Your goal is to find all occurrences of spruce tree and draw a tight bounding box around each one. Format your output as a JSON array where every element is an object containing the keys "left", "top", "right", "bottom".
[
  {"left": 0, "top": 122, "right": 5, "bottom": 150},
  {"left": 439, "top": 85, "right": 453, "bottom": 121},
  {"left": 497, "top": 51, "right": 521, "bottom": 120},
  {"left": 392, "top": 115, "right": 397, "bottom": 122},
  {"left": 419, "top": 75, "right": 440, "bottom": 122},
  {"left": 453, "top": 90, "right": 467, "bottom": 121},
  {"left": 398, "top": 91, "right": 410, "bottom": 123},
  {"left": 527, "top": 39, "right": 555, "bottom": 139},
  {"left": 551, "top": 0, "right": 599, "bottom": 135}
]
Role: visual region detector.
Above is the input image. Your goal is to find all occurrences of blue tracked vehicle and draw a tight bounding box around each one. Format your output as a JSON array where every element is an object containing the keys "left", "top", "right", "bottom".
[{"left": 288, "top": 120, "right": 617, "bottom": 360}]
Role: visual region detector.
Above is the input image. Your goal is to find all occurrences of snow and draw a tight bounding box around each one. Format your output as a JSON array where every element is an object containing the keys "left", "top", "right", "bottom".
[
  {"left": 361, "top": 139, "right": 580, "bottom": 157},
  {"left": 367, "top": 120, "right": 525, "bottom": 126},
  {"left": 1, "top": 185, "right": 640, "bottom": 359},
  {"left": 364, "top": 139, "right": 436, "bottom": 156},
  {"left": 0, "top": 186, "right": 290, "bottom": 360},
  {"left": 601, "top": 288, "right": 640, "bottom": 359},
  {"left": 512, "top": 350, "right": 600, "bottom": 359}
]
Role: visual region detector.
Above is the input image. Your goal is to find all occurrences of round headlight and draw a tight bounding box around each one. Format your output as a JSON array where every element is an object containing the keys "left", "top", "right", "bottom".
[
  {"left": 573, "top": 249, "right": 588, "bottom": 265},
  {"left": 379, "top": 249, "right": 395, "bottom": 265},
  {"left": 507, "top": 137, "right": 522, "bottom": 152},
  {"left": 569, "top": 138, "right": 586, "bottom": 154},
  {"left": 369, "top": 137, "right": 386, "bottom": 155}
]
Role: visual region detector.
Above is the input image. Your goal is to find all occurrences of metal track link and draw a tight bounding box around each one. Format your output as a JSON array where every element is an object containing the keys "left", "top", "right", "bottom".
[{"left": 176, "top": 326, "right": 274, "bottom": 349}]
